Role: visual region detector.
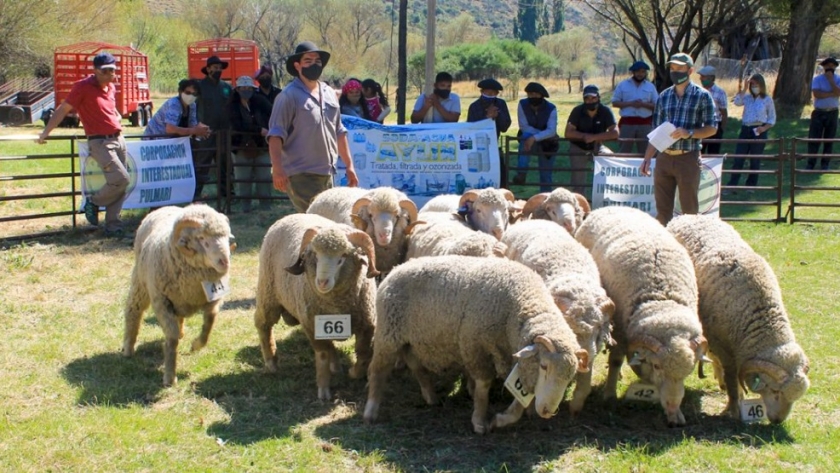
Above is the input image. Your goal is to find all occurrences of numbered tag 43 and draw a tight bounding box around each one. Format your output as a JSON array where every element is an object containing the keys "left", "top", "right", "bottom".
[
  {"left": 739, "top": 398, "right": 767, "bottom": 423},
  {"left": 314, "top": 314, "right": 352, "bottom": 340},
  {"left": 625, "top": 383, "right": 660, "bottom": 402},
  {"left": 504, "top": 363, "right": 535, "bottom": 407},
  {"left": 202, "top": 275, "right": 231, "bottom": 302}
]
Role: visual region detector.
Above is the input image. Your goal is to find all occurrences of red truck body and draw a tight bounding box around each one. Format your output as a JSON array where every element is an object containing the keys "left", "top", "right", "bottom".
[
  {"left": 54, "top": 42, "right": 153, "bottom": 126},
  {"left": 188, "top": 39, "right": 260, "bottom": 87}
]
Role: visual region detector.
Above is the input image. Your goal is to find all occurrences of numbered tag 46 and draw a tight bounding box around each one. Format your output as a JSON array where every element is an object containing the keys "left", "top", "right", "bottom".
[
  {"left": 202, "top": 275, "right": 231, "bottom": 302},
  {"left": 504, "top": 363, "right": 535, "bottom": 407},
  {"left": 739, "top": 398, "right": 767, "bottom": 423},
  {"left": 625, "top": 383, "right": 660, "bottom": 402},
  {"left": 314, "top": 314, "right": 352, "bottom": 340}
]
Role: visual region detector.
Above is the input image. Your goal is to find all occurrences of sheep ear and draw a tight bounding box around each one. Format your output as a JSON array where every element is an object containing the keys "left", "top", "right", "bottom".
[
  {"left": 513, "top": 344, "right": 538, "bottom": 360},
  {"left": 575, "top": 349, "right": 590, "bottom": 373},
  {"left": 629, "top": 351, "right": 643, "bottom": 366},
  {"left": 350, "top": 214, "right": 368, "bottom": 231},
  {"left": 556, "top": 295, "right": 573, "bottom": 314},
  {"left": 284, "top": 257, "right": 306, "bottom": 275},
  {"left": 228, "top": 234, "right": 237, "bottom": 252}
]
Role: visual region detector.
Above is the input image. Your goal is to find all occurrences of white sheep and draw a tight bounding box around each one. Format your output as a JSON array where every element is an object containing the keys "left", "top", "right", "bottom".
[
  {"left": 575, "top": 206, "right": 706, "bottom": 427},
  {"left": 405, "top": 213, "right": 506, "bottom": 259},
  {"left": 254, "top": 213, "right": 379, "bottom": 400},
  {"left": 501, "top": 219, "right": 614, "bottom": 416},
  {"left": 123, "top": 204, "right": 236, "bottom": 386},
  {"left": 419, "top": 193, "right": 461, "bottom": 213},
  {"left": 520, "top": 188, "right": 591, "bottom": 234},
  {"left": 667, "top": 215, "right": 810, "bottom": 423},
  {"left": 348, "top": 186, "right": 418, "bottom": 273},
  {"left": 363, "top": 256, "right": 588, "bottom": 434},
  {"left": 306, "top": 187, "right": 369, "bottom": 226},
  {"left": 455, "top": 188, "right": 518, "bottom": 240}
]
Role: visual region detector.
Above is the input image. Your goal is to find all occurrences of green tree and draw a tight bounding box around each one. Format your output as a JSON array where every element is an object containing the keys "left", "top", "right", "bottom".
[
  {"left": 537, "top": 27, "right": 597, "bottom": 77},
  {"left": 514, "top": 1, "right": 539, "bottom": 44}
]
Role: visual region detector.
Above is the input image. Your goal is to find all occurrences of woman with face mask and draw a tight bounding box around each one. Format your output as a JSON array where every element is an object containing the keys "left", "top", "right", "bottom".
[
  {"left": 228, "top": 75, "right": 274, "bottom": 213},
  {"left": 725, "top": 73, "right": 776, "bottom": 192},
  {"left": 339, "top": 78, "right": 373, "bottom": 120},
  {"left": 144, "top": 79, "right": 211, "bottom": 139}
]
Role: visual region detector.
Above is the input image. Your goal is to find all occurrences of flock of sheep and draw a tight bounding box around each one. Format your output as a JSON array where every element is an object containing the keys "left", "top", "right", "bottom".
[{"left": 121, "top": 185, "right": 810, "bottom": 433}]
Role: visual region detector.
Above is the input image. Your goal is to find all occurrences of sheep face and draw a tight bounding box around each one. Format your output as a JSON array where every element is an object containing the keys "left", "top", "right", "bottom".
[
  {"left": 514, "top": 335, "right": 588, "bottom": 419},
  {"left": 458, "top": 189, "right": 515, "bottom": 240},
  {"left": 629, "top": 337, "right": 699, "bottom": 426},
  {"left": 352, "top": 192, "right": 418, "bottom": 246},
  {"left": 522, "top": 190, "right": 589, "bottom": 233},
  {"left": 286, "top": 226, "right": 379, "bottom": 293},
  {"left": 741, "top": 355, "right": 810, "bottom": 424},
  {"left": 553, "top": 290, "right": 615, "bottom": 362},
  {"left": 172, "top": 215, "right": 233, "bottom": 274},
  {"left": 544, "top": 201, "right": 578, "bottom": 233}
]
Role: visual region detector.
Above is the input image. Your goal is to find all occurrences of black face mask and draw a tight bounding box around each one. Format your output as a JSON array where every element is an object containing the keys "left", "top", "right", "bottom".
[
  {"left": 211, "top": 71, "right": 222, "bottom": 81},
  {"left": 433, "top": 88, "right": 451, "bottom": 99},
  {"left": 258, "top": 77, "right": 272, "bottom": 88},
  {"left": 239, "top": 90, "right": 253, "bottom": 100},
  {"left": 826, "top": 69, "right": 836, "bottom": 74},
  {"left": 528, "top": 97, "right": 544, "bottom": 107},
  {"left": 585, "top": 102, "right": 599, "bottom": 111},
  {"left": 301, "top": 64, "right": 323, "bottom": 81},
  {"left": 670, "top": 70, "right": 690, "bottom": 85}
]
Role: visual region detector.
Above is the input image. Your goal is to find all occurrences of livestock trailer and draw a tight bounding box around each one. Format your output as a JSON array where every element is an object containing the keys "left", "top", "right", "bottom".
[
  {"left": 188, "top": 39, "right": 260, "bottom": 87},
  {"left": 0, "top": 78, "right": 54, "bottom": 126},
  {"left": 53, "top": 42, "right": 153, "bottom": 127}
]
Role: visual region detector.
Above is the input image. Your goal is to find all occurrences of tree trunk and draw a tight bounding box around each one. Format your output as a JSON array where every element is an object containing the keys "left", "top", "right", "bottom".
[{"left": 774, "top": 1, "right": 828, "bottom": 118}]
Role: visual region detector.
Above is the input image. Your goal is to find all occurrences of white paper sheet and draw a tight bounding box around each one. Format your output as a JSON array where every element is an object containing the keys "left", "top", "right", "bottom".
[{"left": 646, "top": 122, "right": 678, "bottom": 152}]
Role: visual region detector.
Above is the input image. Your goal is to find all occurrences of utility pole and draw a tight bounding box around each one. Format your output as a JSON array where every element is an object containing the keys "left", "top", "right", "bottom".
[
  {"left": 423, "top": 0, "right": 436, "bottom": 122},
  {"left": 397, "top": 0, "right": 407, "bottom": 124}
]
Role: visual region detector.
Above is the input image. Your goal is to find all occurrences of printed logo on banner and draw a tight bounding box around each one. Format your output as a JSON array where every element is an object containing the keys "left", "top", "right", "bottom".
[
  {"left": 82, "top": 151, "right": 139, "bottom": 197},
  {"left": 674, "top": 161, "right": 722, "bottom": 215}
]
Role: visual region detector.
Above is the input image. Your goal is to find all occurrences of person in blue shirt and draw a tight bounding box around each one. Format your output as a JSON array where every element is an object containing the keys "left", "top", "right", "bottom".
[
  {"left": 144, "top": 79, "right": 210, "bottom": 139},
  {"left": 808, "top": 57, "right": 840, "bottom": 170}
]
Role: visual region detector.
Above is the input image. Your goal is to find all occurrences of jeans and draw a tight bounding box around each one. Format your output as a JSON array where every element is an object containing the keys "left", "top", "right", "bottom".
[
  {"left": 727, "top": 126, "right": 767, "bottom": 187},
  {"left": 807, "top": 109, "right": 838, "bottom": 169}
]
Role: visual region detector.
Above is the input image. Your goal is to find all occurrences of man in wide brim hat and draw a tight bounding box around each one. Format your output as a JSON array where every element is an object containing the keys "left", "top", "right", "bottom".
[
  {"left": 285, "top": 41, "right": 331, "bottom": 77},
  {"left": 201, "top": 56, "right": 229, "bottom": 76}
]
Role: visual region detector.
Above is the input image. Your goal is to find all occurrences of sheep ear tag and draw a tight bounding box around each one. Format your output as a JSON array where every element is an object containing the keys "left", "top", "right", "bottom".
[
  {"left": 504, "top": 363, "right": 535, "bottom": 407},
  {"left": 201, "top": 275, "right": 230, "bottom": 302},
  {"left": 625, "top": 383, "right": 659, "bottom": 402},
  {"left": 739, "top": 398, "right": 767, "bottom": 423}
]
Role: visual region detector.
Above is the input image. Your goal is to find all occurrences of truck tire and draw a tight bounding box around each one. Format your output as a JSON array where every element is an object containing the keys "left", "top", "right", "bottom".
[
  {"left": 41, "top": 108, "right": 54, "bottom": 126},
  {"left": 130, "top": 110, "right": 140, "bottom": 127},
  {"left": 8, "top": 107, "right": 26, "bottom": 125},
  {"left": 138, "top": 107, "right": 148, "bottom": 127}
]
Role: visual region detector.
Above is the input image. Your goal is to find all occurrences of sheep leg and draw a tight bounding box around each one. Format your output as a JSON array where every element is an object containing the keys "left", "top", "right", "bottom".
[
  {"left": 153, "top": 299, "right": 181, "bottom": 386},
  {"left": 723, "top": 365, "right": 741, "bottom": 419},
  {"left": 569, "top": 368, "right": 593, "bottom": 417},
  {"left": 311, "top": 338, "right": 339, "bottom": 400},
  {"left": 603, "top": 346, "right": 625, "bottom": 401},
  {"left": 191, "top": 304, "right": 218, "bottom": 352},
  {"left": 254, "top": 304, "right": 282, "bottom": 373},
  {"left": 349, "top": 317, "right": 374, "bottom": 379},
  {"left": 178, "top": 317, "right": 185, "bottom": 339},
  {"left": 491, "top": 397, "right": 526, "bottom": 431},
  {"left": 402, "top": 349, "right": 437, "bottom": 405},
  {"left": 122, "top": 280, "right": 149, "bottom": 357},
  {"left": 470, "top": 378, "right": 493, "bottom": 434},
  {"left": 364, "top": 345, "right": 399, "bottom": 424}
]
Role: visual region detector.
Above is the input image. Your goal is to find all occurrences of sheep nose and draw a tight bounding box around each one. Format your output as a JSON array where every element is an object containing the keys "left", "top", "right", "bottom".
[
  {"left": 316, "top": 278, "right": 330, "bottom": 290},
  {"left": 563, "top": 221, "right": 574, "bottom": 233},
  {"left": 492, "top": 228, "right": 504, "bottom": 240},
  {"left": 217, "top": 257, "right": 229, "bottom": 270}
]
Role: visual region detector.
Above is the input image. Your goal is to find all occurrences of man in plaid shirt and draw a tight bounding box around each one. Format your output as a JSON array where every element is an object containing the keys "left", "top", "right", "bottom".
[{"left": 640, "top": 52, "right": 717, "bottom": 225}]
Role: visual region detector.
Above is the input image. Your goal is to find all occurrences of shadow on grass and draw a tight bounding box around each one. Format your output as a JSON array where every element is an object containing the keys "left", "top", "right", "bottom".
[
  {"left": 310, "top": 380, "right": 795, "bottom": 472},
  {"left": 61, "top": 341, "right": 169, "bottom": 406},
  {"left": 194, "top": 328, "right": 365, "bottom": 445}
]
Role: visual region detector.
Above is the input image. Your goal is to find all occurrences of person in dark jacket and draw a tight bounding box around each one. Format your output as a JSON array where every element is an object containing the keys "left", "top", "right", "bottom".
[
  {"left": 255, "top": 65, "right": 282, "bottom": 105},
  {"left": 229, "top": 75, "right": 274, "bottom": 212},
  {"left": 195, "top": 55, "right": 233, "bottom": 198},
  {"left": 467, "top": 78, "right": 512, "bottom": 186},
  {"left": 513, "top": 82, "right": 558, "bottom": 191}
]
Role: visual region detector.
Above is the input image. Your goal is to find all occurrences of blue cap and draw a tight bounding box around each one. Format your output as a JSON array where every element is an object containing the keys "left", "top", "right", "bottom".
[
  {"left": 629, "top": 61, "right": 650, "bottom": 72},
  {"left": 93, "top": 52, "right": 117, "bottom": 69}
]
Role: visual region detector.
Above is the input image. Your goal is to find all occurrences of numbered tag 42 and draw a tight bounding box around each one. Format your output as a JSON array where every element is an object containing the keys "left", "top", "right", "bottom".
[
  {"left": 202, "top": 275, "right": 231, "bottom": 302},
  {"left": 625, "top": 383, "right": 660, "bottom": 402},
  {"left": 314, "top": 314, "right": 352, "bottom": 340},
  {"left": 503, "top": 363, "right": 535, "bottom": 407},
  {"left": 739, "top": 398, "right": 767, "bottom": 423}
]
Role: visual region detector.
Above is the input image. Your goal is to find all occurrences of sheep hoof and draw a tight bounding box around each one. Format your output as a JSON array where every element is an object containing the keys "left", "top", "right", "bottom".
[
  {"left": 317, "top": 387, "right": 331, "bottom": 400},
  {"left": 163, "top": 374, "right": 177, "bottom": 387},
  {"left": 122, "top": 346, "right": 134, "bottom": 357},
  {"left": 190, "top": 339, "right": 206, "bottom": 352},
  {"left": 472, "top": 420, "right": 490, "bottom": 435},
  {"left": 263, "top": 359, "right": 278, "bottom": 374},
  {"left": 348, "top": 363, "right": 365, "bottom": 379}
]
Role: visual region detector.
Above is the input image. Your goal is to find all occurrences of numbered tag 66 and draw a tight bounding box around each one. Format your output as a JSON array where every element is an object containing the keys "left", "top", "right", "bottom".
[{"left": 314, "top": 314, "right": 352, "bottom": 340}]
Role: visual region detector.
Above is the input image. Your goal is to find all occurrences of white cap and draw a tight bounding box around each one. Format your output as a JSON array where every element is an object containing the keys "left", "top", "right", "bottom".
[
  {"left": 235, "top": 76, "right": 257, "bottom": 88},
  {"left": 697, "top": 65, "right": 716, "bottom": 76}
]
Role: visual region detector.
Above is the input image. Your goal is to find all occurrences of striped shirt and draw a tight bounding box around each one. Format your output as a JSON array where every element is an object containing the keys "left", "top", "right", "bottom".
[
  {"left": 707, "top": 84, "right": 728, "bottom": 123},
  {"left": 653, "top": 82, "right": 716, "bottom": 152},
  {"left": 733, "top": 92, "right": 776, "bottom": 126}
]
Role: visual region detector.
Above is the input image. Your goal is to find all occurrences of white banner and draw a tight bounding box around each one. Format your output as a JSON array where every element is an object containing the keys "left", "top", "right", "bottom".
[
  {"left": 337, "top": 116, "right": 500, "bottom": 207},
  {"left": 592, "top": 155, "right": 724, "bottom": 218},
  {"left": 79, "top": 137, "right": 196, "bottom": 209}
]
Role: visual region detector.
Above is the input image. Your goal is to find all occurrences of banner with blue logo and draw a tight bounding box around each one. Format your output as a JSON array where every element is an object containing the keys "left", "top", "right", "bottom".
[
  {"left": 592, "top": 155, "right": 724, "bottom": 217},
  {"left": 338, "top": 116, "right": 500, "bottom": 207}
]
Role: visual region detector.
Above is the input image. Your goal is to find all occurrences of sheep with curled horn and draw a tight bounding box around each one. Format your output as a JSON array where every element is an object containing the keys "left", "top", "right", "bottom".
[
  {"left": 254, "top": 213, "right": 379, "bottom": 400},
  {"left": 455, "top": 188, "right": 518, "bottom": 240},
  {"left": 348, "top": 187, "right": 419, "bottom": 274},
  {"left": 123, "top": 204, "right": 236, "bottom": 387},
  {"left": 520, "top": 187, "right": 591, "bottom": 234}
]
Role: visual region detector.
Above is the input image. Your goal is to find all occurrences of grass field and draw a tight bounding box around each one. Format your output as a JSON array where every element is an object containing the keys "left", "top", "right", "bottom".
[{"left": 1, "top": 79, "right": 839, "bottom": 471}]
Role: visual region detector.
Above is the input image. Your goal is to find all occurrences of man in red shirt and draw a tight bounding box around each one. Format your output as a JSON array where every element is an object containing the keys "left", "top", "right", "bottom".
[{"left": 38, "top": 52, "right": 129, "bottom": 235}]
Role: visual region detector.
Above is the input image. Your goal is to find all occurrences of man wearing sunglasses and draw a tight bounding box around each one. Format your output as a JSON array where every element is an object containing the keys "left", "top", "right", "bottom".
[
  {"left": 38, "top": 52, "right": 130, "bottom": 236},
  {"left": 144, "top": 79, "right": 211, "bottom": 139}
]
